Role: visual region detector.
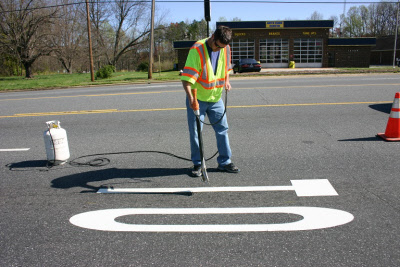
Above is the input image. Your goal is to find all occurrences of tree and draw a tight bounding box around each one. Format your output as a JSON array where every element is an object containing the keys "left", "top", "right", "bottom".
[
  {"left": 187, "top": 20, "right": 208, "bottom": 40},
  {"left": 343, "top": 6, "right": 364, "bottom": 37},
  {"left": 88, "top": 0, "right": 110, "bottom": 69},
  {"left": 329, "top": 15, "right": 340, "bottom": 37},
  {"left": 368, "top": 2, "right": 397, "bottom": 36},
  {"left": 308, "top": 11, "right": 323, "bottom": 20},
  {"left": 50, "top": 0, "right": 86, "bottom": 74},
  {"left": 92, "top": 0, "right": 152, "bottom": 69},
  {"left": 164, "top": 22, "right": 188, "bottom": 41},
  {"left": 0, "top": 47, "right": 21, "bottom": 76},
  {"left": 0, "top": 0, "right": 58, "bottom": 78},
  {"left": 360, "top": 5, "right": 369, "bottom": 35},
  {"left": 218, "top": 16, "right": 227, "bottom": 22}
]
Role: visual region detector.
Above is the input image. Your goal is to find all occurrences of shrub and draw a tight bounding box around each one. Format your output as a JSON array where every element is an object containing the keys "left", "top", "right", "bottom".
[
  {"left": 95, "top": 65, "right": 115, "bottom": 79},
  {"left": 137, "top": 62, "right": 149, "bottom": 72}
]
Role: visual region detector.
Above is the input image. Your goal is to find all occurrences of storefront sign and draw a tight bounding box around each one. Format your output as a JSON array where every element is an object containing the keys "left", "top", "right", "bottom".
[
  {"left": 269, "top": 32, "right": 280, "bottom": 36},
  {"left": 303, "top": 31, "right": 317, "bottom": 36},
  {"left": 266, "top": 21, "right": 284, "bottom": 28},
  {"left": 234, "top": 33, "right": 246, "bottom": 37}
]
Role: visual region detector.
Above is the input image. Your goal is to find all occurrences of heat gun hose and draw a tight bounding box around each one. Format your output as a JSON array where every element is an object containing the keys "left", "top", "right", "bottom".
[
  {"left": 196, "top": 89, "right": 227, "bottom": 126},
  {"left": 69, "top": 91, "right": 228, "bottom": 168},
  {"left": 69, "top": 150, "right": 219, "bottom": 167}
]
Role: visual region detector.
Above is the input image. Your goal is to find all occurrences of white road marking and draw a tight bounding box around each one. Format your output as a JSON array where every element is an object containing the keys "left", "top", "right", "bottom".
[
  {"left": 0, "top": 148, "right": 30, "bottom": 151},
  {"left": 97, "top": 179, "right": 338, "bottom": 197},
  {"left": 291, "top": 179, "right": 338, "bottom": 196},
  {"left": 69, "top": 206, "right": 354, "bottom": 232},
  {"left": 145, "top": 85, "right": 164, "bottom": 88}
]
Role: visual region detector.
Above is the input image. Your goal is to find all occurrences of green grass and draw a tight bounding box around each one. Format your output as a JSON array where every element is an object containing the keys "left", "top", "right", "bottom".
[{"left": 0, "top": 71, "right": 181, "bottom": 91}]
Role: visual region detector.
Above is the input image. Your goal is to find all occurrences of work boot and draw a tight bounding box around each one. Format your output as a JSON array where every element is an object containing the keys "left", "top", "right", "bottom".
[
  {"left": 191, "top": 165, "right": 202, "bottom": 177},
  {"left": 217, "top": 163, "right": 240, "bottom": 173}
]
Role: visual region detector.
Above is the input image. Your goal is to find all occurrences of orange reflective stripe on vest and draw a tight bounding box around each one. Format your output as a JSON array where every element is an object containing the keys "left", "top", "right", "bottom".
[{"left": 182, "top": 66, "right": 199, "bottom": 80}]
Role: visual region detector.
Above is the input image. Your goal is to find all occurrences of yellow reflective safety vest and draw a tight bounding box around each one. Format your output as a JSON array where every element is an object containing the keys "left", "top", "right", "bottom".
[{"left": 181, "top": 38, "right": 232, "bottom": 102}]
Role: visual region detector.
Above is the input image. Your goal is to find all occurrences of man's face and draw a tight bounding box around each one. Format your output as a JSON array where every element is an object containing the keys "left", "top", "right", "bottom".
[{"left": 211, "top": 35, "right": 227, "bottom": 52}]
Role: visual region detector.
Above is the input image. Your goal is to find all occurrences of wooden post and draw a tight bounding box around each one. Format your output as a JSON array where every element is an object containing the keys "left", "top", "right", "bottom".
[
  {"left": 85, "top": 0, "right": 95, "bottom": 82},
  {"left": 148, "top": 0, "right": 155, "bottom": 79}
]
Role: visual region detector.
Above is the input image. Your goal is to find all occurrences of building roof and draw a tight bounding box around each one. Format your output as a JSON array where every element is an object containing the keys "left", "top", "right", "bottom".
[
  {"left": 173, "top": 41, "right": 196, "bottom": 49},
  {"left": 328, "top": 38, "right": 376, "bottom": 46},
  {"left": 216, "top": 20, "right": 334, "bottom": 29},
  {"left": 372, "top": 36, "right": 400, "bottom": 51}
]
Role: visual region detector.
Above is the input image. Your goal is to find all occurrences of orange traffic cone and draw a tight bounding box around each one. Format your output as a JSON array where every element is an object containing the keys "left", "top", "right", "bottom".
[{"left": 377, "top": 92, "right": 400, "bottom": 141}]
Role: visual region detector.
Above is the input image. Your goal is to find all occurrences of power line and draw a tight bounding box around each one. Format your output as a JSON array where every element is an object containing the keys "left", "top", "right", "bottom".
[
  {"left": 0, "top": 1, "right": 388, "bottom": 14},
  {"left": 0, "top": 1, "right": 86, "bottom": 14}
]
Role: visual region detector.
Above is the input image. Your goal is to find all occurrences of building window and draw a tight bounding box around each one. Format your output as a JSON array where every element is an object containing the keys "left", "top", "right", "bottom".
[
  {"left": 230, "top": 39, "right": 255, "bottom": 61},
  {"left": 294, "top": 38, "right": 323, "bottom": 63},
  {"left": 260, "top": 39, "right": 289, "bottom": 63}
]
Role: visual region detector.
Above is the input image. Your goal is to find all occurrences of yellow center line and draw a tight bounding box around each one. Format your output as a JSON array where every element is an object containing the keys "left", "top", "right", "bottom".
[
  {"left": 0, "top": 90, "right": 181, "bottom": 102},
  {"left": 1, "top": 83, "right": 399, "bottom": 102},
  {"left": 13, "top": 109, "right": 118, "bottom": 116},
  {"left": 239, "top": 83, "right": 400, "bottom": 91},
  {"left": 228, "top": 101, "right": 392, "bottom": 108},
  {"left": 0, "top": 101, "right": 392, "bottom": 118}
]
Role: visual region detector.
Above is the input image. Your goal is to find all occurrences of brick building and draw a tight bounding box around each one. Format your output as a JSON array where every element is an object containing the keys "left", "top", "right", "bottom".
[
  {"left": 370, "top": 36, "right": 400, "bottom": 65},
  {"left": 328, "top": 38, "right": 377, "bottom": 67},
  {"left": 174, "top": 20, "right": 376, "bottom": 70}
]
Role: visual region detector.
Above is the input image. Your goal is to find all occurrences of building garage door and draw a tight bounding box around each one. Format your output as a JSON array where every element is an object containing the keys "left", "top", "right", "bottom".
[
  {"left": 260, "top": 39, "right": 289, "bottom": 68},
  {"left": 294, "top": 38, "right": 323, "bottom": 68},
  {"left": 231, "top": 39, "right": 255, "bottom": 61}
]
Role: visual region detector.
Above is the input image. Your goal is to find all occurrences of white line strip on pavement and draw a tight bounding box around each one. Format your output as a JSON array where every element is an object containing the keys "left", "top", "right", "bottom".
[
  {"left": 98, "top": 186, "right": 293, "bottom": 194},
  {"left": 97, "top": 179, "right": 338, "bottom": 197},
  {"left": 0, "top": 148, "right": 30, "bottom": 151}
]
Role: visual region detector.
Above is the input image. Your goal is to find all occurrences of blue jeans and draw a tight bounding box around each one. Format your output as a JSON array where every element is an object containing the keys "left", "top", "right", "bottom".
[{"left": 186, "top": 96, "right": 232, "bottom": 166}]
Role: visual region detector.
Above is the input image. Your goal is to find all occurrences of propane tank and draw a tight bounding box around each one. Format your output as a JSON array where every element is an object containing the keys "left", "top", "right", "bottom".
[{"left": 43, "top": 120, "right": 70, "bottom": 165}]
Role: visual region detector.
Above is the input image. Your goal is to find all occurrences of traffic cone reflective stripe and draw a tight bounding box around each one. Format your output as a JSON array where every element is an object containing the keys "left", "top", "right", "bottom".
[
  {"left": 391, "top": 108, "right": 400, "bottom": 118},
  {"left": 377, "top": 92, "right": 400, "bottom": 141}
]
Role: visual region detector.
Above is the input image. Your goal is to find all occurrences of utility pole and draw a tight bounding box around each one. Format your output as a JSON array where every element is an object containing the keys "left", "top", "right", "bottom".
[
  {"left": 393, "top": 0, "right": 399, "bottom": 68},
  {"left": 204, "top": 0, "right": 211, "bottom": 36},
  {"left": 85, "top": 0, "right": 95, "bottom": 82},
  {"left": 148, "top": 0, "right": 155, "bottom": 79}
]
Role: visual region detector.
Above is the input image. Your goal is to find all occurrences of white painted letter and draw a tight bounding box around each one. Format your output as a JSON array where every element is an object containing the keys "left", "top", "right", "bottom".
[{"left": 70, "top": 207, "right": 353, "bottom": 232}]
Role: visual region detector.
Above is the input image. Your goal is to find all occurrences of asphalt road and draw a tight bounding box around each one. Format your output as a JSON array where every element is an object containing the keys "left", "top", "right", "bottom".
[{"left": 1, "top": 73, "right": 400, "bottom": 266}]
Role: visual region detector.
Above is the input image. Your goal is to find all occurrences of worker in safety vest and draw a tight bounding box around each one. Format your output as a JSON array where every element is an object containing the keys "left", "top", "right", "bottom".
[{"left": 181, "top": 25, "right": 240, "bottom": 177}]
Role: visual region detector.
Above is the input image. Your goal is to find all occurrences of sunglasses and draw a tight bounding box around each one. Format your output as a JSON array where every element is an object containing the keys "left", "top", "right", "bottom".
[{"left": 214, "top": 40, "right": 226, "bottom": 49}]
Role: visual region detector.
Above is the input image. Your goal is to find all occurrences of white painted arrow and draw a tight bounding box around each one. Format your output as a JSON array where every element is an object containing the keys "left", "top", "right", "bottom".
[{"left": 97, "top": 179, "right": 338, "bottom": 197}]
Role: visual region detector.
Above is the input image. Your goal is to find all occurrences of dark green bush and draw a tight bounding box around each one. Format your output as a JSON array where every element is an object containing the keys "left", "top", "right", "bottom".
[
  {"left": 137, "top": 62, "right": 149, "bottom": 72},
  {"left": 95, "top": 65, "right": 115, "bottom": 79}
]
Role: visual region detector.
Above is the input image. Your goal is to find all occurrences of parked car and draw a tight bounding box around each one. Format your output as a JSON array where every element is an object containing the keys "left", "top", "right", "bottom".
[{"left": 233, "top": 58, "right": 262, "bottom": 73}]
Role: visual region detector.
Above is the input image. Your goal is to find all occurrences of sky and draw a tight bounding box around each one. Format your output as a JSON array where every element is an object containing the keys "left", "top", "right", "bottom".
[{"left": 156, "top": 0, "right": 384, "bottom": 26}]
